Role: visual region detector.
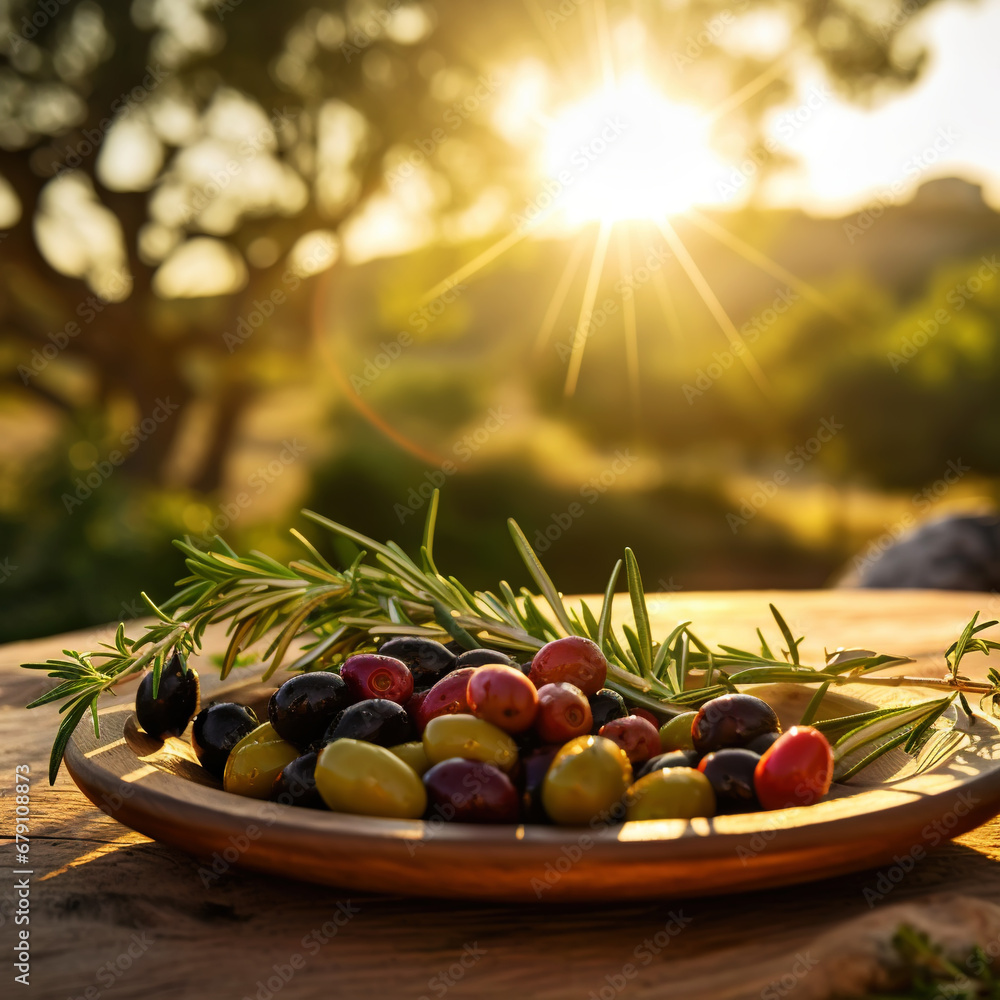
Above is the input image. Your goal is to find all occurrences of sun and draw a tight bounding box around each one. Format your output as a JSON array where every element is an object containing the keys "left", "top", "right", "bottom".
[{"left": 541, "top": 75, "right": 725, "bottom": 228}]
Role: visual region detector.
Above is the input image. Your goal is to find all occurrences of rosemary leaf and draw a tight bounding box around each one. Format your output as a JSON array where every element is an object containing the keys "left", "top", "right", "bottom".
[{"left": 507, "top": 519, "right": 574, "bottom": 634}]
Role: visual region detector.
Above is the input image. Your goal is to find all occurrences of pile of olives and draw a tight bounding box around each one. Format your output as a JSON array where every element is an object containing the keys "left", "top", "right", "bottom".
[{"left": 134, "top": 637, "right": 835, "bottom": 825}]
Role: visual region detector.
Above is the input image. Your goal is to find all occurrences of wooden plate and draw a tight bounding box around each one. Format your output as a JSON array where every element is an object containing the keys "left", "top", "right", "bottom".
[{"left": 64, "top": 667, "right": 1000, "bottom": 902}]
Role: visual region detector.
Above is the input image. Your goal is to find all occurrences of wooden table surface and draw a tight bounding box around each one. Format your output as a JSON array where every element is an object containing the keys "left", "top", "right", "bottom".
[{"left": 6, "top": 589, "right": 1000, "bottom": 1000}]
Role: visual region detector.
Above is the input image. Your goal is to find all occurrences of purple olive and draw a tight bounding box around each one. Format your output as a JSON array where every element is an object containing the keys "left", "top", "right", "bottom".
[
  {"left": 691, "top": 694, "right": 780, "bottom": 754},
  {"left": 423, "top": 758, "right": 519, "bottom": 823}
]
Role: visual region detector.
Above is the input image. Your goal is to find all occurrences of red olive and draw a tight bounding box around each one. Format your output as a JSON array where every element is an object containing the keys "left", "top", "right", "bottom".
[
  {"left": 404, "top": 689, "right": 429, "bottom": 722},
  {"left": 691, "top": 693, "right": 780, "bottom": 754},
  {"left": 415, "top": 666, "right": 477, "bottom": 732},
  {"left": 467, "top": 664, "right": 539, "bottom": 733},
  {"left": 340, "top": 653, "right": 413, "bottom": 705},
  {"left": 534, "top": 682, "right": 593, "bottom": 743},
  {"left": 598, "top": 715, "right": 661, "bottom": 764},
  {"left": 754, "top": 726, "right": 833, "bottom": 810},
  {"left": 529, "top": 636, "right": 608, "bottom": 696},
  {"left": 630, "top": 708, "right": 661, "bottom": 729},
  {"left": 423, "top": 758, "right": 520, "bottom": 823}
]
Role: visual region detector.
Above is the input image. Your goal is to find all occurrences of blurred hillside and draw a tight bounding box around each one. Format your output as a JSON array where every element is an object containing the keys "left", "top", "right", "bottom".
[{"left": 5, "top": 178, "right": 1000, "bottom": 642}]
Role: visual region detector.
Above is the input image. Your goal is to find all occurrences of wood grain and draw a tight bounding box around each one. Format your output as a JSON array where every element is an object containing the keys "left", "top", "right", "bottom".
[{"left": 6, "top": 590, "right": 1000, "bottom": 1000}]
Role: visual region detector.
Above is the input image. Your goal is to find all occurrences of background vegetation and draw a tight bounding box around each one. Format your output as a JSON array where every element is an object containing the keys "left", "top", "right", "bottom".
[{"left": 1, "top": 0, "right": 997, "bottom": 642}]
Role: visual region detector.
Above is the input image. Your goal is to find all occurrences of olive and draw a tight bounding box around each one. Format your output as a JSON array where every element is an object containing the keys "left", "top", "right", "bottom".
[
  {"left": 658, "top": 712, "right": 697, "bottom": 752},
  {"left": 387, "top": 741, "right": 432, "bottom": 776},
  {"left": 698, "top": 749, "right": 761, "bottom": 812},
  {"left": 745, "top": 731, "right": 781, "bottom": 755},
  {"left": 314, "top": 739, "right": 426, "bottom": 818},
  {"left": 589, "top": 688, "right": 628, "bottom": 732},
  {"left": 378, "top": 637, "right": 456, "bottom": 689},
  {"left": 415, "top": 667, "right": 476, "bottom": 731},
  {"left": 520, "top": 747, "right": 558, "bottom": 823},
  {"left": 454, "top": 648, "right": 517, "bottom": 668},
  {"left": 541, "top": 735, "right": 632, "bottom": 825},
  {"left": 135, "top": 651, "right": 200, "bottom": 739},
  {"left": 630, "top": 707, "right": 661, "bottom": 728},
  {"left": 535, "top": 682, "right": 592, "bottom": 743},
  {"left": 513, "top": 728, "right": 544, "bottom": 755},
  {"left": 467, "top": 664, "right": 539, "bottom": 733},
  {"left": 599, "top": 716, "right": 661, "bottom": 764},
  {"left": 404, "top": 689, "right": 428, "bottom": 722},
  {"left": 423, "top": 759, "right": 519, "bottom": 823},
  {"left": 529, "top": 636, "right": 608, "bottom": 696},
  {"left": 755, "top": 726, "right": 833, "bottom": 810},
  {"left": 637, "top": 749, "right": 702, "bottom": 779},
  {"left": 691, "top": 694, "right": 780, "bottom": 754},
  {"left": 272, "top": 751, "right": 326, "bottom": 810},
  {"left": 422, "top": 714, "right": 518, "bottom": 772},
  {"left": 191, "top": 702, "right": 259, "bottom": 779},
  {"left": 268, "top": 671, "right": 353, "bottom": 749},
  {"left": 223, "top": 722, "right": 299, "bottom": 799},
  {"left": 324, "top": 698, "right": 413, "bottom": 747},
  {"left": 340, "top": 654, "right": 413, "bottom": 705},
  {"left": 625, "top": 768, "right": 716, "bottom": 821}
]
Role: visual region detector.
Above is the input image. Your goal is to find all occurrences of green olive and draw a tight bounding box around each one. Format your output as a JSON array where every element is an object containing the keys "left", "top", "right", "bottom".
[
  {"left": 223, "top": 722, "right": 299, "bottom": 799},
  {"left": 387, "top": 741, "right": 432, "bottom": 776},
  {"left": 658, "top": 712, "right": 697, "bottom": 752},
  {"left": 314, "top": 739, "right": 426, "bottom": 819},
  {"left": 625, "top": 767, "right": 716, "bottom": 821},
  {"left": 541, "top": 735, "right": 632, "bottom": 825},
  {"left": 422, "top": 714, "right": 517, "bottom": 772}
]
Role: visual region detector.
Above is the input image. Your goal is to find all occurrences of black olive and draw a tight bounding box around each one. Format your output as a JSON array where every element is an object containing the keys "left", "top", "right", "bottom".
[
  {"left": 268, "top": 671, "right": 353, "bottom": 749},
  {"left": 513, "top": 728, "right": 543, "bottom": 755},
  {"left": 191, "top": 702, "right": 259, "bottom": 779},
  {"left": 272, "top": 752, "right": 326, "bottom": 810},
  {"left": 454, "top": 648, "right": 517, "bottom": 668},
  {"left": 637, "top": 749, "right": 702, "bottom": 779},
  {"left": 519, "top": 748, "right": 558, "bottom": 824},
  {"left": 323, "top": 698, "right": 414, "bottom": 747},
  {"left": 691, "top": 694, "right": 780, "bottom": 753},
  {"left": 745, "top": 731, "right": 781, "bottom": 755},
  {"left": 699, "top": 749, "right": 761, "bottom": 812},
  {"left": 589, "top": 688, "right": 628, "bottom": 733},
  {"left": 378, "top": 637, "right": 457, "bottom": 689},
  {"left": 135, "top": 652, "right": 200, "bottom": 739}
]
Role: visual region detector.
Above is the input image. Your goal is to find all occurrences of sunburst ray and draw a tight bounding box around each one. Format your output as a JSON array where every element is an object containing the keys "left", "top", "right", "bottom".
[
  {"left": 616, "top": 226, "right": 641, "bottom": 419},
  {"left": 565, "top": 219, "right": 613, "bottom": 396},
  {"left": 686, "top": 208, "right": 853, "bottom": 324},
  {"left": 419, "top": 228, "right": 529, "bottom": 308},
  {"left": 655, "top": 218, "right": 773, "bottom": 397},
  {"left": 534, "top": 231, "right": 590, "bottom": 357}
]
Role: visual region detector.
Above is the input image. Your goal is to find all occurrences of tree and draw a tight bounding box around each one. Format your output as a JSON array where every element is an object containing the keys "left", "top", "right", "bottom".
[{"left": 0, "top": 0, "right": 946, "bottom": 637}]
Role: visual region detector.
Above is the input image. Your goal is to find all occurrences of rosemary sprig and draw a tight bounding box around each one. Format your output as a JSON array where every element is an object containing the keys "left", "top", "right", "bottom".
[
  {"left": 856, "top": 924, "right": 1000, "bottom": 999},
  {"left": 22, "top": 490, "right": 1000, "bottom": 784}
]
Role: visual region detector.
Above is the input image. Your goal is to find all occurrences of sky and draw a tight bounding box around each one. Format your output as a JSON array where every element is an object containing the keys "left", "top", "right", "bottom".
[
  {"left": 341, "top": 0, "right": 1000, "bottom": 262},
  {"left": 772, "top": 0, "right": 1000, "bottom": 215}
]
